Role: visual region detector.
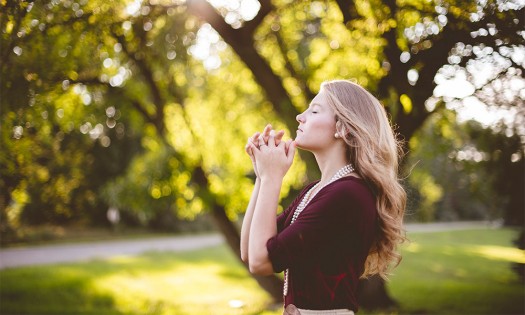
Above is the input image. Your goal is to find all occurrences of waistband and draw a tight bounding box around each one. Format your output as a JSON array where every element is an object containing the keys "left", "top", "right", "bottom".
[
  {"left": 284, "top": 304, "right": 354, "bottom": 315},
  {"left": 298, "top": 309, "right": 354, "bottom": 315}
]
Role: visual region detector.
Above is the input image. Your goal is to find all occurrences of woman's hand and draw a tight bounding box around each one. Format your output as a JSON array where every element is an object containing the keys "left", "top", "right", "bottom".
[
  {"left": 245, "top": 124, "right": 286, "bottom": 178},
  {"left": 249, "top": 128, "right": 296, "bottom": 182},
  {"left": 245, "top": 131, "right": 262, "bottom": 177}
]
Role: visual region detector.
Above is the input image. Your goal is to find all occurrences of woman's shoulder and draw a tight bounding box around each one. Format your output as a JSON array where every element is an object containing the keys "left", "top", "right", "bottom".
[
  {"left": 323, "top": 176, "right": 375, "bottom": 203},
  {"left": 329, "top": 176, "right": 370, "bottom": 191}
]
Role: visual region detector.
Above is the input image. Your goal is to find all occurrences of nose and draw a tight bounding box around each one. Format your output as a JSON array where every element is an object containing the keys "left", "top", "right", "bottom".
[{"left": 296, "top": 112, "right": 304, "bottom": 123}]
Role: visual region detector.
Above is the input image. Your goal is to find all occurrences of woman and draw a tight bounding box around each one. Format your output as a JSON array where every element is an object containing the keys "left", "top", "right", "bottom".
[{"left": 241, "top": 80, "right": 406, "bottom": 314}]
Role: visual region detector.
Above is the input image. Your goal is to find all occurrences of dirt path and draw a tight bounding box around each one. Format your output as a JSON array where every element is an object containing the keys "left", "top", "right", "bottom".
[{"left": 0, "top": 233, "right": 223, "bottom": 270}]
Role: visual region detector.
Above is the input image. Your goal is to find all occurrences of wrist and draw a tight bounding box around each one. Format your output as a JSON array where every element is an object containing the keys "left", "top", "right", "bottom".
[{"left": 259, "top": 175, "right": 284, "bottom": 186}]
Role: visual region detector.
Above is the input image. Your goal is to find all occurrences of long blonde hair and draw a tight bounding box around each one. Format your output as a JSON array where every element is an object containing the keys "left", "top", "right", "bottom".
[{"left": 322, "top": 79, "right": 407, "bottom": 279}]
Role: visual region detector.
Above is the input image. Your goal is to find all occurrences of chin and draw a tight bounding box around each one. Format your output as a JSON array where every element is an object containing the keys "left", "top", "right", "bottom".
[{"left": 294, "top": 140, "right": 309, "bottom": 151}]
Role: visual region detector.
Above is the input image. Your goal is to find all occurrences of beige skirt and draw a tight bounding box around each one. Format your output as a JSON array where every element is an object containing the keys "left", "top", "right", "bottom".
[{"left": 284, "top": 304, "right": 354, "bottom": 315}]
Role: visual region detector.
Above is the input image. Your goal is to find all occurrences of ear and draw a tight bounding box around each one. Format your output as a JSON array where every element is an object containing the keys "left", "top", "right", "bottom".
[{"left": 335, "top": 120, "right": 346, "bottom": 137}]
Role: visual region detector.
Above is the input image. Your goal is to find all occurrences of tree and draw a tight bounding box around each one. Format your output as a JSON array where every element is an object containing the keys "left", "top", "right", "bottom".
[{"left": 405, "top": 111, "right": 520, "bottom": 223}]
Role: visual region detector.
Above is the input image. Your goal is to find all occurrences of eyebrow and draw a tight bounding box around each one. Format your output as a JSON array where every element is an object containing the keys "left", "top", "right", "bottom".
[{"left": 309, "top": 103, "right": 322, "bottom": 108}]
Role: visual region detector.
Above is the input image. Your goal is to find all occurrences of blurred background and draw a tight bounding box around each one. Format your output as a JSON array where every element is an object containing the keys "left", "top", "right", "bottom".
[{"left": 1, "top": 0, "right": 524, "bottom": 314}]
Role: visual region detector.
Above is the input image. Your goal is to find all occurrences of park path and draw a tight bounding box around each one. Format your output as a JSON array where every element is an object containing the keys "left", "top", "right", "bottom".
[
  {"left": 0, "top": 221, "right": 493, "bottom": 270},
  {"left": 0, "top": 234, "right": 222, "bottom": 270}
]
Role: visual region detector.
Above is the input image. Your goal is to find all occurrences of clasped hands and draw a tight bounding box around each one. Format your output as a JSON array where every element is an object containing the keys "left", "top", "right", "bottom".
[{"left": 245, "top": 124, "right": 296, "bottom": 181}]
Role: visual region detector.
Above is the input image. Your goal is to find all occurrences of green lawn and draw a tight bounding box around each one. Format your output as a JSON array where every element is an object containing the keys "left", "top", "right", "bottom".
[
  {"left": 386, "top": 228, "right": 525, "bottom": 315},
  {"left": 0, "top": 228, "right": 523, "bottom": 315}
]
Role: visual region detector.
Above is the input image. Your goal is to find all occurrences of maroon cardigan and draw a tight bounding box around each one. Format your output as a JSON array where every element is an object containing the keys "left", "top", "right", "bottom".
[{"left": 266, "top": 176, "right": 378, "bottom": 311}]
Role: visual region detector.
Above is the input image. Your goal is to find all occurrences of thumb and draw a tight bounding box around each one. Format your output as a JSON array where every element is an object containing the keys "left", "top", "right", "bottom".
[{"left": 286, "top": 140, "right": 296, "bottom": 163}]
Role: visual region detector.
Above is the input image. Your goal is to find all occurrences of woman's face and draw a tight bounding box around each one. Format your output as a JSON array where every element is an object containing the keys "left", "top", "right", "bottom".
[{"left": 295, "top": 89, "right": 338, "bottom": 151}]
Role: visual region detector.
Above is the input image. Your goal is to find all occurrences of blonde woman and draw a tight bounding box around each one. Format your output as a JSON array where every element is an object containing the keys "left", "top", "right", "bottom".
[{"left": 241, "top": 80, "right": 406, "bottom": 314}]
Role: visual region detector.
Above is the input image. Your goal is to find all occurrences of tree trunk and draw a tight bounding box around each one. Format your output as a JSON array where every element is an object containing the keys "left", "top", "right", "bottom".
[
  {"left": 187, "top": 0, "right": 299, "bottom": 132},
  {"left": 358, "top": 275, "right": 398, "bottom": 310},
  {"left": 210, "top": 203, "right": 284, "bottom": 303},
  {"left": 334, "top": 1, "right": 402, "bottom": 310}
]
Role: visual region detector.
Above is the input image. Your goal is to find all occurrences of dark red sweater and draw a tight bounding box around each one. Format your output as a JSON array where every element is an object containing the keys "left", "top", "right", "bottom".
[{"left": 266, "top": 176, "right": 378, "bottom": 311}]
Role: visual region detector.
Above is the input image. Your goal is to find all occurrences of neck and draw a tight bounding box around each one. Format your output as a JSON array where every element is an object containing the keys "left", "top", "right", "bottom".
[{"left": 313, "top": 147, "right": 350, "bottom": 184}]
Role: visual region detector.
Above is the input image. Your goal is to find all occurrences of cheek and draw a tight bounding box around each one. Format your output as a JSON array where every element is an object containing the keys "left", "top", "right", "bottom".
[{"left": 311, "top": 118, "right": 336, "bottom": 137}]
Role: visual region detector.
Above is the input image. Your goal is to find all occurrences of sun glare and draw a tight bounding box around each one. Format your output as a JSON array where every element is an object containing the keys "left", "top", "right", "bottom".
[
  {"left": 207, "top": 0, "right": 261, "bottom": 25},
  {"left": 469, "top": 245, "right": 525, "bottom": 263},
  {"left": 187, "top": 1, "right": 260, "bottom": 70}
]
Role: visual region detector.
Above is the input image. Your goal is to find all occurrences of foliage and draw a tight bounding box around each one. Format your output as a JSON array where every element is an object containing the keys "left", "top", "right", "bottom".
[
  {"left": 1, "top": 0, "right": 310, "bottom": 233},
  {"left": 1, "top": 80, "right": 141, "bottom": 239},
  {"left": 2, "top": 0, "right": 523, "bottom": 226},
  {"left": 1, "top": 0, "right": 143, "bottom": 238},
  {"left": 463, "top": 121, "right": 524, "bottom": 226},
  {"left": 407, "top": 112, "right": 491, "bottom": 222},
  {"left": 406, "top": 111, "right": 524, "bottom": 224}
]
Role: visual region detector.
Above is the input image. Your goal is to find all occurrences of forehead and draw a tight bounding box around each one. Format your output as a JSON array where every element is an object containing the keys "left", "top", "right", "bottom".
[{"left": 310, "top": 89, "right": 328, "bottom": 106}]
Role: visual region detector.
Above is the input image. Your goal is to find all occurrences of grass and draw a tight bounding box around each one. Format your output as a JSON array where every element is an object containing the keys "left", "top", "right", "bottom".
[
  {"left": 0, "top": 228, "right": 523, "bottom": 314},
  {"left": 0, "top": 246, "right": 270, "bottom": 315},
  {"left": 386, "top": 228, "right": 525, "bottom": 315}
]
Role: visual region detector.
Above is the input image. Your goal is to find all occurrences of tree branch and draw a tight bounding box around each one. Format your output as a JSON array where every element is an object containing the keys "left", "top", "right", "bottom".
[
  {"left": 273, "top": 24, "right": 315, "bottom": 101},
  {"left": 334, "top": 0, "right": 359, "bottom": 24},
  {"left": 243, "top": 0, "right": 273, "bottom": 35},
  {"left": 110, "top": 29, "right": 166, "bottom": 135},
  {"left": 69, "top": 76, "right": 159, "bottom": 127},
  {"left": 186, "top": 0, "right": 299, "bottom": 131}
]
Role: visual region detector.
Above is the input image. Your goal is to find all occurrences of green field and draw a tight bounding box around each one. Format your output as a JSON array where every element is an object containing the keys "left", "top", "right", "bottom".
[
  {"left": 386, "top": 228, "right": 524, "bottom": 315},
  {"left": 0, "top": 228, "right": 523, "bottom": 314}
]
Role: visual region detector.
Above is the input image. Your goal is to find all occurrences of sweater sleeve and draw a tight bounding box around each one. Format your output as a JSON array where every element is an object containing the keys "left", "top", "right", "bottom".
[{"left": 266, "top": 178, "right": 377, "bottom": 273}]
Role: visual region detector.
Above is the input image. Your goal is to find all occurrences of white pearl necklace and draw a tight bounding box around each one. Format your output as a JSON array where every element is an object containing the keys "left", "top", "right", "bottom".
[{"left": 283, "top": 164, "right": 354, "bottom": 296}]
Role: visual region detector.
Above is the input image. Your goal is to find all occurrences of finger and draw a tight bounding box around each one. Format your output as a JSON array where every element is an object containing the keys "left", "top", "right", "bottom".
[
  {"left": 274, "top": 130, "right": 284, "bottom": 146},
  {"left": 258, "top": 136, "right": 266, "bottom": 148},
  {"left": 250, "top": 132, "right": 260, "bottom": 141},
  {"left": 245, "top": 142, "right": 255, "bottom": 157},
  {"left": 268, "top": 130, "right": 276, "bottom": 147},
  {"left": 277, "top": 136, "right": 286, "bottom": 149},
  {"left": 250, "top": 132, "right": 260, "bottom": 146},
  {"left": 248, "top": 141, "right": 259, "bottom": 154},
  {"left": 262, "top": 124, "right": 272, "bottom": 143},
  {"left": 276, "top": 140, "right": 286, "bottom": 154}
]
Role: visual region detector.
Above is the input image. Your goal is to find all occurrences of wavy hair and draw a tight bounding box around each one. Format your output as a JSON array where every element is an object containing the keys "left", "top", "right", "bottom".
[{"left": 321, "top": 79, "right": 407, "bottom": 279}]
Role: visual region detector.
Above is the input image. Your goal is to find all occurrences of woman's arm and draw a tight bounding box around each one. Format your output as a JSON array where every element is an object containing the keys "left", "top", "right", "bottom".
[
  {"left": 240, "top": 177, "right": 261, "bottom": 263},
  {"left": 240, "top": 125, "right": 284, "bottom": 264},
  {"left": 247, "top": 176, "right": 283, "bottom": 275},
  {"left": 247, "top": 133, "right": 296, "bottom": 275}
]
